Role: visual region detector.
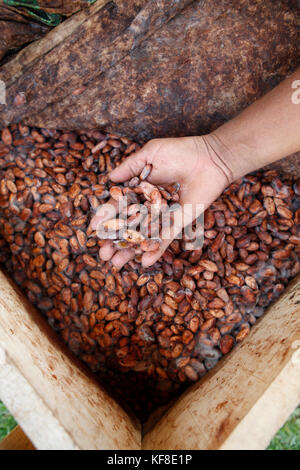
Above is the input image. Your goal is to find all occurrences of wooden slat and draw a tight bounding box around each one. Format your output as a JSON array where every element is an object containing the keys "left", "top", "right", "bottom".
[
  {"left": 0, "top": 426, "right": 35, "bottom": 451},
  {"left": 1, "top": 268, "right": 300, "bottom": 449},
  {"left": 0, "top": 270, "right": 141, "bottom": 450},
  {"left": 143, "top": 275, "right": 300, "bottom": 450},
  {"left": 0, "top": 347, "right": 79, "bottom": 450}
]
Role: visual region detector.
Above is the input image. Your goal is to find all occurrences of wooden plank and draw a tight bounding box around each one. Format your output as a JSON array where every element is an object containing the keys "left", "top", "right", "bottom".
[
  {"left": 0, "top": 270, "right": 141, "bottom": 450},
  {"left": 0, "top": 346, "right": 78, "bottom": 450},
  {"left": 0, "top": 426, "right": 35, "bottom": 451},
  {"left": 1, "top": 267, "right": 299, "bottom": 450},
  {"left": 143, "top": 275, "right": 300, "bottom": 450}
]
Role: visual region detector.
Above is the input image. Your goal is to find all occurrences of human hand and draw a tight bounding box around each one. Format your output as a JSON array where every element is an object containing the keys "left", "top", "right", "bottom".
[{"left": 91, "top": 135, "right": 233, "bottom": 269}]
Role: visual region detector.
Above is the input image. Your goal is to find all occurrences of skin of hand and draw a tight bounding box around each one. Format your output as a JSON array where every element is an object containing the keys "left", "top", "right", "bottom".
[
  {"left": 91, "top": 136, "right": 231, "bottom": 269},
  {"left": 91, "top": 68, "right": 300, "bottom": 270}
]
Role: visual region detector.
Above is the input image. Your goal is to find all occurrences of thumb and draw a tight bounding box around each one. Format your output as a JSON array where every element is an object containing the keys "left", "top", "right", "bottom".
[{"left": 110, "top": 147, "right": 148, "bottom": 182}]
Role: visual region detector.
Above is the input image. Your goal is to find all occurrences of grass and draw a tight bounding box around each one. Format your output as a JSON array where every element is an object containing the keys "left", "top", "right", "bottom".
[
  {"left": 0, "top": 399, "right": 299, "bottom": 448},
  {"left": 267, "top": 406, "right": 300, "bottom": 450},
  {"left": 0, "top": 401, "right": 17, "bottom": 441}
]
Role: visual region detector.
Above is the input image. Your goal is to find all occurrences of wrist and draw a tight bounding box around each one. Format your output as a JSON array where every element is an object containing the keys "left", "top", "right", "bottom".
[
  {"left": 187, "top": 135, "right": 232, "bottom": 208},
  {"left": 203, "top": 126, "right": 259, "bottom": 183},
  {"left": 201, "top": 133, "right": 236, "bottom": 185}
]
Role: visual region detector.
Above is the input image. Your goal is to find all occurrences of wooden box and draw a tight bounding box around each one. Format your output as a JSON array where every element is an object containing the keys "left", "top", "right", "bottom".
[{"left": 0, "top": 268, "right": 299, "bottom": 450}]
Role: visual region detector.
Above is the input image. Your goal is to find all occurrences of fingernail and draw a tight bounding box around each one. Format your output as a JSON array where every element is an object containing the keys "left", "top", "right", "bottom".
[
  {"left": 109, "top": 168, "right": 119, "bottom": 179},
  {"left": 142, "top": 258, "right": 153, "bottom": 268},
  {"left": 91, "top": 216, "right": 102, "bottom": 230},
  {"left": 113, "top": 261, "right": 123, "bottom": 271}
]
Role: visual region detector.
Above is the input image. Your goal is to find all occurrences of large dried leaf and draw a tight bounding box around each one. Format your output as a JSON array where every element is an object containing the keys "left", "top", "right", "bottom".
[
  {"left": 38, "top": 1, "right": 95, "bottom": 16},
  {"left": 0, "top": 0, "right": 298, "bottom": 149},
  {"left": 0, "top": 5, "right": 49, "bottom": 61},
  {"left": 2, "top": 0, "right": 95, "bottom": 17}
]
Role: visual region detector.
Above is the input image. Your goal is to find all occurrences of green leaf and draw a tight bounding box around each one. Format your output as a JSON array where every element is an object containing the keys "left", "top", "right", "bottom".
[
  {"left": 268, "top": 406, "right": 300, "bottom": 450},
  {"left": 3, "top": 0, "right": 62, "bottom": 25},
  {"left": 0, "top": 401, "right": 17, "bottom": 441}
]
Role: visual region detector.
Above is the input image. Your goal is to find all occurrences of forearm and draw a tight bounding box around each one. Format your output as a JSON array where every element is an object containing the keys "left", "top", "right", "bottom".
[{"left": 205, "top": 68, "right": 300, "bottom": 182}]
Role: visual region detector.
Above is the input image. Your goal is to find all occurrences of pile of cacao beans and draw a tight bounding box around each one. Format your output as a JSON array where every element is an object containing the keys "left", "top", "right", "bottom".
[{"left": 0, "top": 124, "right": 300, "bottom": 421}]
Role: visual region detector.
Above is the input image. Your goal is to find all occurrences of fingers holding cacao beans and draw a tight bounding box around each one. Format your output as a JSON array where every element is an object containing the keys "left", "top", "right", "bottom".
[
  {"left": 91, "top": 197, "right": 120, "bottom": 230},
  {"left": 94, "top": 162, "right": 183, "bottom": 266}
]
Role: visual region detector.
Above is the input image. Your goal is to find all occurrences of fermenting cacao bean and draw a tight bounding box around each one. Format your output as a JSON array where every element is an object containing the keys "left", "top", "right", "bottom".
[{"left": 0, "top": 124, "right": 300, "bottom": 422}]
